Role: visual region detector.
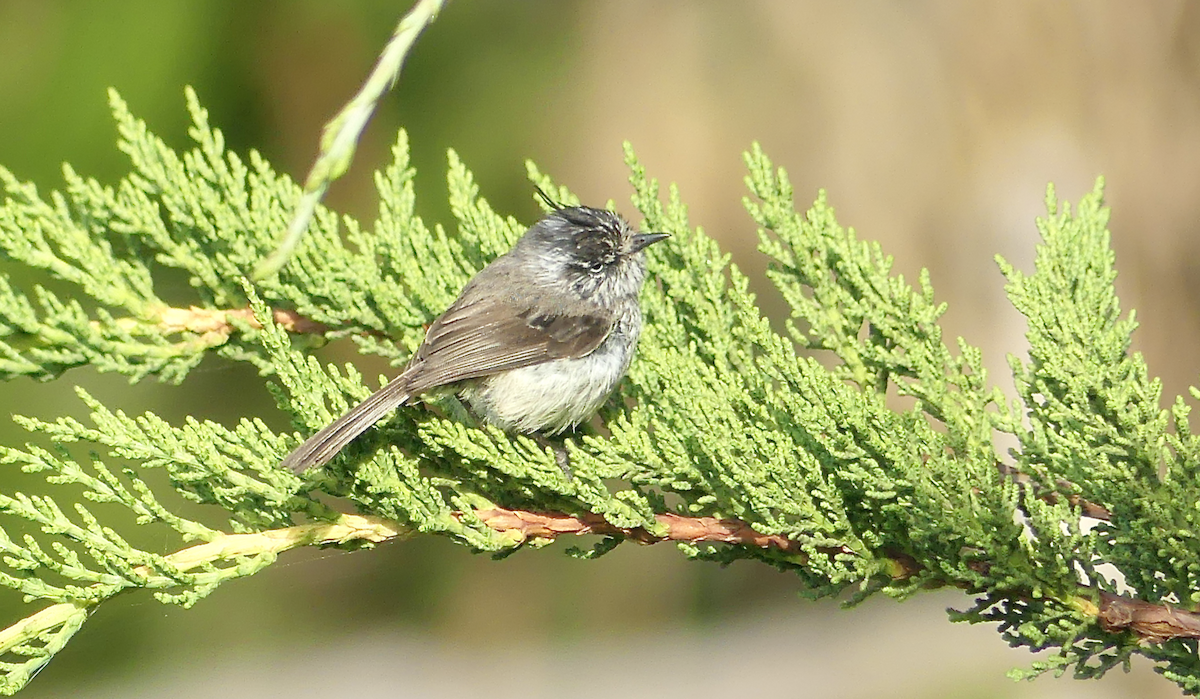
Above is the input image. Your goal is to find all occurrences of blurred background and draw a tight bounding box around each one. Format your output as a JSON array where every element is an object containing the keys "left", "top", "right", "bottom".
[{"left": 0, "top": 1, "right": 1197, "bottom": 697}]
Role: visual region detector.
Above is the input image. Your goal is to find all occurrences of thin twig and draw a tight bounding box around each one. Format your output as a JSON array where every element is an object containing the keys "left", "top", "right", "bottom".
[
  {"left": 996, "top": 462, "right": 1114, "bottom": 520},
  {"left": 0, "top": 514, "right": 407, "bottom": 688},
  {"left": 254, "top": 0, "right": 450, "bottom": 279}
]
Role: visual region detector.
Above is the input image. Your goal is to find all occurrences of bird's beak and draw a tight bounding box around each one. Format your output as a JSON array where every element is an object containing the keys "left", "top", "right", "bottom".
[{"left": 630, "top": 232, "right": 670, "bottom": 253}]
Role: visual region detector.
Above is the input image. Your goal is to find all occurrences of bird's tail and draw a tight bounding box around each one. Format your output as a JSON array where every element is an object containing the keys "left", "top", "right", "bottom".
[{"left": 280, "top": 375, "right": 413, "bottom": 473}]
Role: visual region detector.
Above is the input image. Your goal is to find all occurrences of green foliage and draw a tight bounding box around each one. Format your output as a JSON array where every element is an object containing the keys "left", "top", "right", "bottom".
[
  {"left": 998, "top": 183, "right": 1200, "bottom": 687},
  {"left": 0, "top": 91, "right": 1194, "bottom": 695}
]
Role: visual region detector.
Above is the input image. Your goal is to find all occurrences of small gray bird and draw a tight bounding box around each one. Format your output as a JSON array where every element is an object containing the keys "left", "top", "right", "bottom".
[{"left": 280, "top": 196, "right": 668, "bottom": 473}]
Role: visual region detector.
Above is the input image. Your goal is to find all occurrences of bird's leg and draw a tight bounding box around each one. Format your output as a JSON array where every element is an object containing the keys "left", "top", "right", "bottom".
[{"left": 533, "top": 433, "right": 573, "bottom": 480}]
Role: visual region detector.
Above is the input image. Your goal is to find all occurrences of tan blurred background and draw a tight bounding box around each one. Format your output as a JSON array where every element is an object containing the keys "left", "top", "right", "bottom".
[{"left": 0, "top": 1, "right": 1197, "bottom": 697}]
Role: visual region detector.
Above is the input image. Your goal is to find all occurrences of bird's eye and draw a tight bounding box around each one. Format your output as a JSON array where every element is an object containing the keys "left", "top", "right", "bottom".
[{"left": 588, "top": 262, "right": 605, "bottom": 275}]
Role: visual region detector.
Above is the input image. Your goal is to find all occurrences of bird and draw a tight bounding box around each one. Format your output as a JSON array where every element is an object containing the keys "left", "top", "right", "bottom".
[{"left": 280, "top": 191, "right": 668, "bottom": 473}]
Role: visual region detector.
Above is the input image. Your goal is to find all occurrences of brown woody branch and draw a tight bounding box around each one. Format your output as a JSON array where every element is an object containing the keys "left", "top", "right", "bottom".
[
  {"left": 147, "top": 305, "right": 329, "bottom": 335},
  {"left": 996, "top": 462, "right": 1113, "bottom": 520},
  {"left": 1094, "top": 592, "right": 1200, "bottom": 643},
  {"left": 469, "top": 507, "right": 854, "bottom": 557},
  {"left": 4, "top": 504, "right": 1195, "bottom": 654},
  {"left": 468, "top": 506, "right": 1200, "bottom": 646}
]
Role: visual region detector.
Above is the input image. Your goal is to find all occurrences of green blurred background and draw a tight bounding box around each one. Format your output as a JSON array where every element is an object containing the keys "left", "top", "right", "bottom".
[{"left": 1, "top": 1, "right": 1198, "bottom": 697}]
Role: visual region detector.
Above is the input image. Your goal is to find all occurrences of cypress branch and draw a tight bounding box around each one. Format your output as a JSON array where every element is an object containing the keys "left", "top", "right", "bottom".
[{"left": 0, "top": 91, "right": 1196, "bottom": 695}]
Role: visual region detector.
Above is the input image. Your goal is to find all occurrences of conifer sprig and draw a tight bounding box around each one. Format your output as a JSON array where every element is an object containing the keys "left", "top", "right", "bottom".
[{"left": 0, "top": 92, "right": 1194, "bottom": 695}]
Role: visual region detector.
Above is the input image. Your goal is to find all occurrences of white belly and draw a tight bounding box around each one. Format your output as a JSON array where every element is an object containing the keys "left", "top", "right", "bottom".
[{"left": 459, "top": 328, "right": 636, "bottom": 434}]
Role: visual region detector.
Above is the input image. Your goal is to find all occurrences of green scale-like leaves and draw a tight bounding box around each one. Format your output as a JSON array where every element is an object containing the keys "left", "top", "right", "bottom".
[{"left": 0, "top": 91, "right": 1194, "bottom": 694}]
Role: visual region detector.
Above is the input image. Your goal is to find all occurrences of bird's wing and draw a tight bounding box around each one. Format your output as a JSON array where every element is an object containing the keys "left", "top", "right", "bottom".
[
  {"left": 403, "top": 293, "right": 614, "bottom": 393},
  {"left": 282, "top": 286, "right": 613, "bottom": 473}
]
